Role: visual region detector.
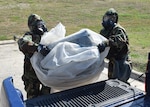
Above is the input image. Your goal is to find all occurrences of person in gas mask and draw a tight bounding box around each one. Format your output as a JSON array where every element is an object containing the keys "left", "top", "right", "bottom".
[
  {"left": 18, "top": 14, "right": 51, "bottom": 99},
  {"left": 97, "top": 8, "right": 132, "bottom": 83}
]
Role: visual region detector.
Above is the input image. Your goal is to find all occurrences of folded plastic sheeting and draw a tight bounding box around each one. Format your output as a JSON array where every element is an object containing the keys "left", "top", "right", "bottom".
[
  {"left": 31, "top": 28, "right": 109, "bottom": 91},
  {"left": 40, "top": 22, "right": 66, "bottom": 46}
]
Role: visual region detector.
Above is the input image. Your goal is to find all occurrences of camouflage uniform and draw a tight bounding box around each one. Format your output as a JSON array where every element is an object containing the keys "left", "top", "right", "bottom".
[
  {"left": 99, "top": 8, "right": 132, "bottom": 82},
  {"left": 18, "top": 14, "right": 50, "bottom": 99}
]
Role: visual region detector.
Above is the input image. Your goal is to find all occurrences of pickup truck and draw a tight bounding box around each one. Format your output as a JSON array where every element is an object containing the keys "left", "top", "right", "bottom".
[
  {"left": 1, "top": 51, "right": 150, "bottom": 107},
  {"left": 0, "top": 74, "right": 150, "bottom": 107}
]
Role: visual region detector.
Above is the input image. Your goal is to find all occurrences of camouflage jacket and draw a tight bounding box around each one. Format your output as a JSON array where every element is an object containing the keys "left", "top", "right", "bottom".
[{"left": 100, "top": 24, "right": 130, "bottom": 60}]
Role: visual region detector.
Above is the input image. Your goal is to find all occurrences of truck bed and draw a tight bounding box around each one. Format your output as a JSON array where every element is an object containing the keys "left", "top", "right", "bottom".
[{"left": 1, "top": 77, "right": 146, "bottom": 107}]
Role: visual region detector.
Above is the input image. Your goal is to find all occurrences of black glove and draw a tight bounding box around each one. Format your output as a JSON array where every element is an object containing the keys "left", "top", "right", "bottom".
[
  {"left": 38, "top": 44, "right": 50, "bottom": 56},
  {"left": 97, "top": 41, "right": 108, "bottom": 53}
]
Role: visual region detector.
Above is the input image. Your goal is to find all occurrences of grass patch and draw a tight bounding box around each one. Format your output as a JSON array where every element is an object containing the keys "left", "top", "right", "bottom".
[{"left": 0, "top": 0, "right": 149, "bottom": 72}]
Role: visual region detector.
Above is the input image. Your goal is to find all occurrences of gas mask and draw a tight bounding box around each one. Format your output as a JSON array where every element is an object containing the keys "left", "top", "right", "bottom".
[
  {"left": 102, "top": 15, "right": 116, "bottom": 30},
  {"left": 32, "top": 20, "right": 48, "bottom": 35}
]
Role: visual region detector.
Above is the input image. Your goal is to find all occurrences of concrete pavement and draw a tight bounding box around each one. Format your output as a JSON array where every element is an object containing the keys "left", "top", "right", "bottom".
[
  {"left": 0, "top": 40, "right": 26, "bottom": 99},
  {"left": 0, "top": 40, "right": 145, "bottom": 100}
]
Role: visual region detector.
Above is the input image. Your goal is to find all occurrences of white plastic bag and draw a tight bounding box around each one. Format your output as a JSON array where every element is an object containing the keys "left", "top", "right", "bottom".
[
  {"left": 47, "top": 28, "right": 107, "bottom": 49},
  {"left": 40, "top": 22, "right": 66, "bottom": 46},
  {"left": 31, "top": 28, "right": 109, "bottom": 91},
  {"left": 31, "top": 42, "right": 103, "bottom": 89}
]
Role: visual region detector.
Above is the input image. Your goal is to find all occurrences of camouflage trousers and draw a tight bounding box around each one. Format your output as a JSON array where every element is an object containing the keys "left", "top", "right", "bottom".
[
  {"left": 108, "top": 56, "right": 132, "bottom": 82},
  {"left": 22, "top": 61, "right": 51, "bottom": 99}
]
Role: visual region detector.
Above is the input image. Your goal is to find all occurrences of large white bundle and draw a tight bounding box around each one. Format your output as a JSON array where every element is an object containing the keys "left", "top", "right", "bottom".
[{"left": 31, "top": 27, "right": 109, "bottom": 91}]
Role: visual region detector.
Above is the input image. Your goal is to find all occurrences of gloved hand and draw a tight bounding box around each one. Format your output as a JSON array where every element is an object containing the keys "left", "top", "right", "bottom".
[
  {"left": 97, "top": 41, "right": 109, "bottom": 53},
  {"left": 38, "top": 44, "right": 50, "bottom": 56}
]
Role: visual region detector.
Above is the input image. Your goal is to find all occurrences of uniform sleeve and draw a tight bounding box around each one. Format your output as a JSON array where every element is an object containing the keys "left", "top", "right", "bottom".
[
  {"left": 109, "top": 28, "right": 128, "bottom": 50},
  {"left": 17, "top": 34, "right": 38, "bottom": 54}
]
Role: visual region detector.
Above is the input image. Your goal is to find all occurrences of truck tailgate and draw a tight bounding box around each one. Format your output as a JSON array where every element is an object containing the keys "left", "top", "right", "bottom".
[{"left": 25, "top": 79, "right": 145, "bottom": 107}]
